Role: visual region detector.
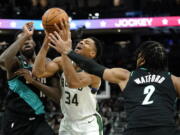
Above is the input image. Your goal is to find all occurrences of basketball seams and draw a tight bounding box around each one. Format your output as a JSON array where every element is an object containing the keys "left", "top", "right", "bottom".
[
  {"left": 47, "top": 12, "right": 64, "bottom": 24},
  {"left": 42, "top": 8, "right": 68, "bottom": 32}
]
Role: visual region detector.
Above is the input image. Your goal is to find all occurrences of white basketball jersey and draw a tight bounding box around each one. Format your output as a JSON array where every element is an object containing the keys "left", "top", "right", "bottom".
[{"left": 60, "top": 72, "right": 100, "bottom": 120}]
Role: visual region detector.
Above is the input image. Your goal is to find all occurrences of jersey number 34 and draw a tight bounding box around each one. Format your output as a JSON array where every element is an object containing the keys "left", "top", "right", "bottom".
[
  {"left": 142, "top": 85, "right": 155, "bottom": 105},
  {"left": 65, "top": 91, "right": 79, "bottom": 106}
]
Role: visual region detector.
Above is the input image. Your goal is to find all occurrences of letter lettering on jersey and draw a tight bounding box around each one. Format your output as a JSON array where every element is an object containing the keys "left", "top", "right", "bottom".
[
  {"left": 141, "top": 77, "right": 145, "bottom": 83},
  {"left": 145, "top": 75, "right": 150, "bottom": 83},
  {"left": 78, "top": 88, "right": 83, "bottom": 91},
  {"left": 154, "top": 75, "right": 161, "bottom": 83},
  {"left": 134, "top": 78, "right": 141, "bottom": 84},
  {"left": 39, "top": 78, "right": 46, "bottom": 84},
  {"left": 33, "top": 77, "right": 47, "bottom": 84},
  {"left": 148, "top": 75, "right": 151, "bottom": 82},
  {"left": 158, "top": 77, "right": 165, "bottom": 83},
  {"left": 151, "top": 75, "right": 156, "bottom": 82},
  {"left": 61, "top": 78, "right": 64, "bottom": 87}
]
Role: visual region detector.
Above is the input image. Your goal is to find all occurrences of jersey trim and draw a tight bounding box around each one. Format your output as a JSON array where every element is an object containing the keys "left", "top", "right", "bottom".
[
  {"left": 94, "top": 114, "right": 103, "bottom": 135},
  {"left": 8, "top": 77, "right": 45, "bottom": 115},
  {"left": 18, "top": 55, "right": 32, "bottom": 69}
]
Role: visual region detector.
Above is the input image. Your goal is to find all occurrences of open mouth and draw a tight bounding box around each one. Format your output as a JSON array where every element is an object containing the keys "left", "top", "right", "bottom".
[
  {"left": 76, "top": 46, "right": 82, "bottom": 50},
  {"left": 75, "top": 45, "right": 83, "bottom": 51},
  {"left": 24, "top": 45, "right": 32, "bottom": 50}
]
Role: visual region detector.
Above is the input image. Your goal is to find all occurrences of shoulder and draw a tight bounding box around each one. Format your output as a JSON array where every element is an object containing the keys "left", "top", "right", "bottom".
[{"left": 105, "top": 68, "right": 130, "bottom": 80}]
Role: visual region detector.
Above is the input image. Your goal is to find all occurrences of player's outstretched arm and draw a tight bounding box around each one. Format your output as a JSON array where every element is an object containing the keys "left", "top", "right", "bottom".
[
  {"left": 32, "top": 33, "right": 62, "bottom": 78},
  {"left": 0, "top": 22, "right": 33, "bottom": 71},
  {"left": 66, "top": 51, "right": 130, "bottom": 90},
  {"left": 171, "top": 75, "right": 180, "bottom": 98}
]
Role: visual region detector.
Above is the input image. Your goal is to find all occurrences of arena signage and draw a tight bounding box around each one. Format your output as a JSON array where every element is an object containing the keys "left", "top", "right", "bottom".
[
  {"left": 114, "top": 18, "right": 153, "bottom": 27},
  {"left": 0, "top": 16, "right": 179, "bottom": 30}
]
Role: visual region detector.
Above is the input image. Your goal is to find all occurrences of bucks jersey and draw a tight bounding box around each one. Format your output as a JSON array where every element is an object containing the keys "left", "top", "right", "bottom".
[
  {"left": 123, "top": 68, "right": 177, "bottom": 129},
  {"left": 5, "top": 56, "right": 47, "bottom": 116},
  {"left": 60, "top": 72, "right": 100, "bottom": 120}
]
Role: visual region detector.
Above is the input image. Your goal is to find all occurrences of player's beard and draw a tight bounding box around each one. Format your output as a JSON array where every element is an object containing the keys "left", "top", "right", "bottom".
[{"left": 21, "top": 48, "right": 35, "bottom": 59}]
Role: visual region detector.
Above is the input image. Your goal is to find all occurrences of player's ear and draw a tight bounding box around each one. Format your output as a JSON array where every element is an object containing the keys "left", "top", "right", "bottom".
[
  {"left": 139, "top": 57, "right": 145, "bottom": 66},
  {"left": 137, "top": 56, "right": 145, "bottom": 67},
  {"left": 90, "top": 50, "right": 96, "bottom": 58}
]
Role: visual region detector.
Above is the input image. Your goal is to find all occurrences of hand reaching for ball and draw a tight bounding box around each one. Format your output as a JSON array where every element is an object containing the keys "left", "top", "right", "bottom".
[
  {"left": 23, "top": 22, "right": 34, "bottom": 37},
  {"left": 48, "top": 19, "right": 72, "bottom": 55}
]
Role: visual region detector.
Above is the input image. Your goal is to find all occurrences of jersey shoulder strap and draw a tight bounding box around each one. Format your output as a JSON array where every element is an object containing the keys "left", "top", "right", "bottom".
[{"left": 18, "top": 56, "right": 32, "bottom": 69}]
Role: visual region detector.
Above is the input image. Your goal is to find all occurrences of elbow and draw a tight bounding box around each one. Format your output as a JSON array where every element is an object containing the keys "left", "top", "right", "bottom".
[{"left": 32, "top": 69, "right": 44, "bottom": 78}]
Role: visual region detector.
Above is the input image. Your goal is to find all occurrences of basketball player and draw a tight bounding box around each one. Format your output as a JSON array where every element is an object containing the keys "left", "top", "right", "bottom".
[
  {"left": 33, "top": 22, "right": 103, "bottom": 135},
  {"left": 49, "top": 28, "right": 180, "bottom": 135},
  {"left": 0, "top": 22, "right": 60, "bottom": 135}
]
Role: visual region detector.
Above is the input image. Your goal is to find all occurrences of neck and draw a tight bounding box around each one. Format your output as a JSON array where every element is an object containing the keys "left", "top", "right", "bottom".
[{"left": 24, "top": 54, "right": 36, "bottom": 64}]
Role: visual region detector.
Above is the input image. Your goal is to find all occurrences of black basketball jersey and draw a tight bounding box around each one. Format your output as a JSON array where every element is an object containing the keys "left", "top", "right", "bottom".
[
  {"left": 123, "top": 68, "right": 177, "bottom": 129},
  {"left": 5, "top": 56, "right": 49, "bottom": 116}
]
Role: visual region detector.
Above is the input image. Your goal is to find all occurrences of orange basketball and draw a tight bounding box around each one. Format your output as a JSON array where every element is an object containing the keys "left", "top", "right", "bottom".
[{"left": 42, "top": 8, "right": 69, "bottom": 33}]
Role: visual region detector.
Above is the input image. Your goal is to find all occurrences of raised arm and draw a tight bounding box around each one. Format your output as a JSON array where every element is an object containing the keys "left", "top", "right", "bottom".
[
  {"left": 67, "top": 52, "right": 130, "bottom": 89},
  {"left": 0, "top": 22, "right": 33, "bottom": 71},
  {"left": 61, "top": 54, "right": 100, "bottom": 88},
  {"left": 32, "top": 34, "right": 62, "bottom": 78}
]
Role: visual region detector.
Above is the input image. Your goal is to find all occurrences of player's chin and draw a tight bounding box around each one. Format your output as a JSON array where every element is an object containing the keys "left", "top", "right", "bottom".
[{"left": 74, "top": 49, "right": 81, "bottom": 54}]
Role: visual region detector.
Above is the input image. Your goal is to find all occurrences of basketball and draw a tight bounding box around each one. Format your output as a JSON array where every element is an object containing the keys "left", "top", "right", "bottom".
[{"left": 42, "top": 8, "right": 69, "bottom": 33}]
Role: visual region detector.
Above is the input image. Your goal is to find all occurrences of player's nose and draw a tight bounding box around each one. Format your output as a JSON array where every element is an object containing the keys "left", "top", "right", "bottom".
[{"left": 79, "top": 40, "right": 84, "bottom": 45}]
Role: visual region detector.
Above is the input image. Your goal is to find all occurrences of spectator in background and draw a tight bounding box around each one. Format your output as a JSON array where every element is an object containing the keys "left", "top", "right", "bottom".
[
  {"left": 0, "top": 41, "right": 9, "bottom": 111},
  {"left": 29, "top": 0, "right": 52, "bottom": 19},
  {"left": 171, "top": 0, "right": 180, "bottom": 16},
  {"left": 113, "top": 0, "right": 122, "bottom": 7},
  {"left": 107, "top": 0, "right": 126, "bottom": 18},
  {"left": 38, "top": 0, "right": 51, "bottom": 17}
]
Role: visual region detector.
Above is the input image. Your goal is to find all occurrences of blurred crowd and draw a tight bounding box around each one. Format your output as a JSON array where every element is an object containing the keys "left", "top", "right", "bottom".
[{"left": 0, "top": 0, "right": 180, "bottom": 19}]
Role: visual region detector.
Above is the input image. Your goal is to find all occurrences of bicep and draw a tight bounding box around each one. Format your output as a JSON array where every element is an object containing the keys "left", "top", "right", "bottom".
[
  {"left": 103, "top": 68, "right": 130, "bottom": 84},
  {"left": 41, "top": 61, "right": 60, "bottom": 77}
]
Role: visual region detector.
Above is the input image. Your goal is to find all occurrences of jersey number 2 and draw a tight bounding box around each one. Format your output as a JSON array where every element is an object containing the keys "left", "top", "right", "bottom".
[
  {"left": 142, "top": 85, "right": 155, "bottom": 105},
  {"left": 65, "top": 91, "right": 79, "bottom": 106}
]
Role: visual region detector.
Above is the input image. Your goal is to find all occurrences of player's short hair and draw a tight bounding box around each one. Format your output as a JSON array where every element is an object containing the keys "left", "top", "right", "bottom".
[
  {"left": 135, "top": 41, "right": 168, "bottom": 73},
  {"left": 89, "top": 37, "right": 103, "bottom": 63}
]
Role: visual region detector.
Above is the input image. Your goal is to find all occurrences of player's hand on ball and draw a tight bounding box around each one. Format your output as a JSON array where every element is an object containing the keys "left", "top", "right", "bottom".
[
  {"left": 15, "top": 69, "right": 34, "bottom": 84},
  {"left": 23, "top": 22, "right": 34, "bottom": 37},
  {"left": 48, "top": 19, "right": 72, "bottom": 54},
  {"left": 54, "top": 18, "right": 70, "bottom": 41},
  {"left": 48, "top": 31, "right": 72, "bottom": 54}
]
